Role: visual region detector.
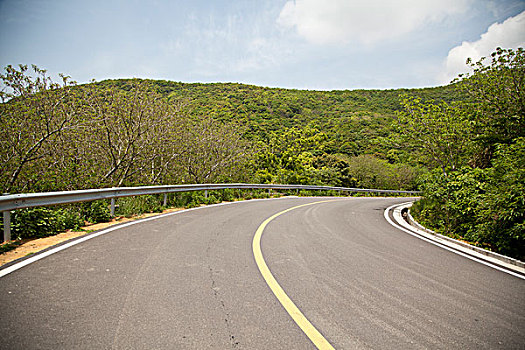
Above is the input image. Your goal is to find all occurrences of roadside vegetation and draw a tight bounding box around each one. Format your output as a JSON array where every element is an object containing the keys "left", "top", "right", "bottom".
[
  {"left": 0, "top": 47, "right": 523, "bottom": 259},
  {"left": 404, "top": 48, "right": 524, "bottom": 260}
]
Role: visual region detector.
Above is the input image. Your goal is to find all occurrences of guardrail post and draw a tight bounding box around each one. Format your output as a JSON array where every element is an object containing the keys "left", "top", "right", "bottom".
[
  {"left": 110, "top": 198, "right": 116, "bottom": 217},
  {"left": 163, "top": 193, "right": 168, "bottom": 207},
  {"left": 3, "top": 210, "right": 11, "bottom": 242},
  {"left": 204, "top": 190, "right": 208, "bottom": 199}
]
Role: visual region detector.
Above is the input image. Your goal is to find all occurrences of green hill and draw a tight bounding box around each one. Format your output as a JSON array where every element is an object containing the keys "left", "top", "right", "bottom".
[
  {"left": 96, "top": 79, "right": 461, "bottom": 157},
  {"left": 1, "top": 64, "right": 462, "bottom": 194}
]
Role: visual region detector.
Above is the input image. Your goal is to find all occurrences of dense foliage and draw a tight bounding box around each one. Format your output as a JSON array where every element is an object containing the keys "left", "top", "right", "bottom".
[{"left": 407, "top": 48, "right": 524, "bottom": 260}]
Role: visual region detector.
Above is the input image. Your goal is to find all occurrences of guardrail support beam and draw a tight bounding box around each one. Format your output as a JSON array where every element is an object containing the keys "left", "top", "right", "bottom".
[
  {"left": 110, "top": 198, "right": 116, "bottom": 217},
  {"left": 163, "top": 193, "right": 168, "bottom": 207},
  {"left": 3, "top": 210, "right": 11, "bottom": 242},
  {"left": 204, "top": 190, "right": 208, "bottom": 199}
]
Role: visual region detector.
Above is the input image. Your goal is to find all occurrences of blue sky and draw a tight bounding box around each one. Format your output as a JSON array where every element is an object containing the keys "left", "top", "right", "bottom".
[{"left": 1, "top": 0, "right": 524, "bottom": 90}]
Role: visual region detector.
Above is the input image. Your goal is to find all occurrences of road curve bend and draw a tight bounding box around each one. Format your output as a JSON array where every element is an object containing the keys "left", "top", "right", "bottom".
[{"left": 0, "top": 197, "right": 523, "bottom": 349}]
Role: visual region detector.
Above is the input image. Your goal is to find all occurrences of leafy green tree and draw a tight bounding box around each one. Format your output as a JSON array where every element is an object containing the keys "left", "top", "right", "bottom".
[
  {"left": 455, "top": 47, "right": 525, "bottom": 166},
  {"left": 312, "top": 154, "right": 357, "bottom": 187},
  {"left": 396, "top": 96, "right": 474, "bottom": 174},
  {"left": 346, "top": 154, "right": 419, "bottom": 190}
]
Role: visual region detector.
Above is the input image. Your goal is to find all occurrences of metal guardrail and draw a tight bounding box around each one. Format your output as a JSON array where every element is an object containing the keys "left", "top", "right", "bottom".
[{"left": 0, "top": 183, "right": 419, "bottom": 242}]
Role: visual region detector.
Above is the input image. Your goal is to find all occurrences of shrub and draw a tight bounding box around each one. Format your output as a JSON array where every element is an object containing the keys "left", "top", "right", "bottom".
[
  {"left": 220, "top": 189, "right": 235, "bottom": 202},
  {"left": 8, "top": 207, "right": 83, "bottom": 240},
  {"left": 11, "top": 208, "right": 60, "bottom": 239},
  {"left": 80, "top": 200, "right": 111, "bottom": 223},
  {"left": 412, "top": 150, "right": 525, "bottom": 261},
  {"left": 205, "top": 194, "right": 220, "bottom": 205},
  {"left": 54, "top": 208, "right": 85, "bottom": 231},
  {"left": 116, "top": 195, "right": 164, "bottom": 217}
]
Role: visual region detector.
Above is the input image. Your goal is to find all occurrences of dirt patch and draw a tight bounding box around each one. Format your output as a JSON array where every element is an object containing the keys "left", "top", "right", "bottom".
[{"left": 0, "top": 207, "right": 185, "bottom": 268}]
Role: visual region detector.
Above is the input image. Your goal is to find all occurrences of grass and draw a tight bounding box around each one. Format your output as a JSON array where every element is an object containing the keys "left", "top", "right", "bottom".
[{"left": 0, "top": 240, "right": 23, "bottom": 254}]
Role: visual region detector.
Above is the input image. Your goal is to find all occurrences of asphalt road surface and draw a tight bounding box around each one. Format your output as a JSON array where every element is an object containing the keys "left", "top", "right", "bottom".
[{"left": 0, "top": 197, "right": 524, "bottom": 349}]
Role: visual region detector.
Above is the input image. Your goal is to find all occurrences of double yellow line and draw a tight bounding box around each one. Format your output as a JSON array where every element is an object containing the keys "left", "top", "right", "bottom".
[{"left": 252, "top": 200, "right": 338, "bottom": 350}]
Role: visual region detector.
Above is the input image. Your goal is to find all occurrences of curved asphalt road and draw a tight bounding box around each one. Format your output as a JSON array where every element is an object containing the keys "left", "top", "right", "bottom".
[{"left": 0, "top": 197, "right": 523, "bottom": 349}]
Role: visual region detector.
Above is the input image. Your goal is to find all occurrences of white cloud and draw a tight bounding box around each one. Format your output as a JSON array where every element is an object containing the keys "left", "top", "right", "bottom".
[
  {"left": 277, "top": 0, "right": 471, "bottom": 45},
  {"left": 441, "top": 10, "right": 525, "bottom": 84}
]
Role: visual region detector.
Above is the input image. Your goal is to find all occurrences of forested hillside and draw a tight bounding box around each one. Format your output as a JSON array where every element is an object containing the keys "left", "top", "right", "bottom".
[
  {"left": 102, "top": 78, "right": 461, "bottom": 146},
  {"left": 92, "top": 79, "right": 462, "bottom": 189},
  {"left": 0, "top": 67, "right": 460, "bottom": 194}
]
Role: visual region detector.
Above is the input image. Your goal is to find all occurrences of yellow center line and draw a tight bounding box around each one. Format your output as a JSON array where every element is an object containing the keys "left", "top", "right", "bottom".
[{"left": 252, "top": 199, "right": 341, "bottom": 350}]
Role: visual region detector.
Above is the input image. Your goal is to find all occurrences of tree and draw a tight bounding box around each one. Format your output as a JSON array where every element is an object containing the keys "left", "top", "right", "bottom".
[
  {"left": 345, "top": 154, "right": 419, "bottom": 190},
  {"left": 0, "top": 64, "right": 81, "bottom": 192},
  {"left": 454, "top": 47, "right": 525, "bottom": 166},
  {"left": 177, "top": 116, "right": 250, "bottom": 183},
  {"left": 82, "top": 80, "right": 184, "bottom": 187},
  {"left": 396, "top": 96, "right": 474, "bottom": 175}
]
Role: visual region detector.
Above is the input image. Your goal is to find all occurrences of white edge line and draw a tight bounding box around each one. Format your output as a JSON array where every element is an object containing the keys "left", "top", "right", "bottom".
[
  {"left": 384, "top": 203, "right": 525, "bottom": 281},
  {"left": 0, "top": 197, "right": 293, "bottom": 278}
]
